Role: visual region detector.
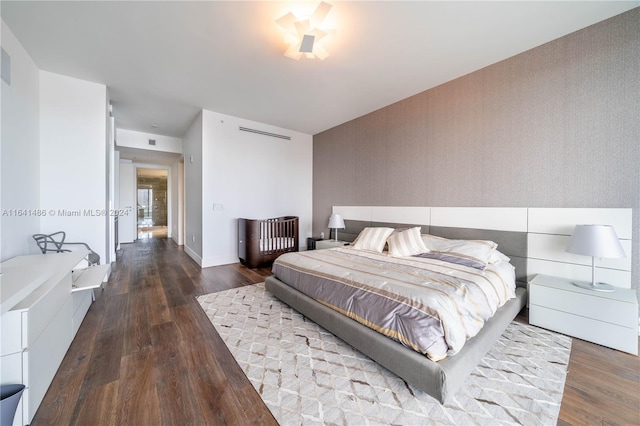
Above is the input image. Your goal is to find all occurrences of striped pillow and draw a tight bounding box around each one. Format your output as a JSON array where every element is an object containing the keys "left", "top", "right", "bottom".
[
  {"left": 352, "top": 227, "right": 394, "bottom": 253},
  {"left": 387, "top": 227, "right": 429, "bottom": 257}
]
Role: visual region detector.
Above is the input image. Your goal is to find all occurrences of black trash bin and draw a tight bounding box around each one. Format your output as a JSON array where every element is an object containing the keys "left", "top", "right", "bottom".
[{"left": 1, "top": 384, "right": 25, "bottom": 426}]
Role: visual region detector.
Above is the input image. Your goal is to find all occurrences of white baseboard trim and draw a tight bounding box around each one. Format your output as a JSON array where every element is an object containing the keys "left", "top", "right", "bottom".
[
  {"left": 184, "top": 245, "right": 202, "bottom": 266},
  {"left": 201, "top": 255, "right": 239, "bottom": 269}
]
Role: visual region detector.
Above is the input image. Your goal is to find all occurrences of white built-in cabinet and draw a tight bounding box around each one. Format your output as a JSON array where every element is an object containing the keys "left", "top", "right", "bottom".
[{"left": 0, "top": 251, "right": 109, "bottom": 425}]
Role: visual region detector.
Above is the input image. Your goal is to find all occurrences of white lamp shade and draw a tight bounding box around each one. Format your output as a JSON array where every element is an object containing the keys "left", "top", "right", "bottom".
[
  {"left": 328, "top": 214, "right": 345, "bottom": 229},
  {"left": 566, "top": 224, "right": 626, "bottom": 259}
]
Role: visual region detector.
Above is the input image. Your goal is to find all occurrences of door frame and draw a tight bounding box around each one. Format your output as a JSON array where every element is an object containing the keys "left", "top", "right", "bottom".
[{"left": 134, "top": 163, "right": 172, "bottom": 240}]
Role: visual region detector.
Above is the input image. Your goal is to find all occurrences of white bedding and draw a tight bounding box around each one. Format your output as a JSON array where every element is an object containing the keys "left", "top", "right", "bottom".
[{"left": 273, "top": 246, "right": 516, "bottom": 360}]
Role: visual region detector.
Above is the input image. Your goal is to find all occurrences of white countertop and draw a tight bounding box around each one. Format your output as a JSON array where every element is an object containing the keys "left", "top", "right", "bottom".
[{"left": 0, "top": 250, "right": 87, "bottom": 315}]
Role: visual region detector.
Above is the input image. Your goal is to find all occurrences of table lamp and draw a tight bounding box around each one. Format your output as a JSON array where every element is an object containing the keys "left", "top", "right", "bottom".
[
  {"left": 565, "top": 224, "right": 626, "bottom": 292},
  {"left": 328, "top": 214, "right": 345, "bottom": 242}
]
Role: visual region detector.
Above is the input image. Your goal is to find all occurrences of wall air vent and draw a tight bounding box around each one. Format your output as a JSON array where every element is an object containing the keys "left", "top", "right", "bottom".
[{"left": 239, "top": 126, "right": 291, "bottom": 140}]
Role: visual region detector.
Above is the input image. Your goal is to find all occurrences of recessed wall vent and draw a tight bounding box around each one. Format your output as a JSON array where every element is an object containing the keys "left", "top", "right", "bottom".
[
  {"left": 148, "top": 139, "right": 156, "bottom": 146},
  {"left": 239, "top": 126, "right": 291, "bottom": 140}
]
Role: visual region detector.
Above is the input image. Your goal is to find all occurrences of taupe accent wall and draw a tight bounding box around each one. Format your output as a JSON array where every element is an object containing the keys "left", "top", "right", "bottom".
[{"left": 313, "top": 8, "right": 640, "bottom": 287}]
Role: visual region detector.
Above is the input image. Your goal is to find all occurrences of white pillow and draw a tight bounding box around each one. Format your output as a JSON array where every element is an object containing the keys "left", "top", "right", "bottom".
[
  {"left": 420, "top": 234, "right": 497, "bottom": 270},
  {"left": 352, "top": 227, "right": 394, "bottom": 253},
  {"left": 489, "top": 250, "right": 510, "bottom": 264},
  {"left": 387, "top": 227, "right": 429, "bottom": 257}
]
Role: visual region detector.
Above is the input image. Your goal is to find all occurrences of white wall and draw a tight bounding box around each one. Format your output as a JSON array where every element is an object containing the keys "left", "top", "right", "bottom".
[
  {"left": 200, "top": 110, "right": 313, "bottom": 267},
  {"left": 1, "top": 20, "right": 41, "bottom": 261},
  {"left": 116, "top": 128, "right": 182, "bottom": 154},
  {"left": 171, "top": 159, "right": 184, "bottom": 246},
  {"left": 106, "top": 105, "right": 115, "bottom": 262},
  {"left": 118, "top": 160, "right": 136, "bottom": 244},
  {"left": 114, "top": 149, "right": 120, "bottom": 249},
  {"left": 182, "top": 112, "right": 203, "bottom": 264},
  {"left": 39, "top": 71, "right": 108, "bottom": 262}
]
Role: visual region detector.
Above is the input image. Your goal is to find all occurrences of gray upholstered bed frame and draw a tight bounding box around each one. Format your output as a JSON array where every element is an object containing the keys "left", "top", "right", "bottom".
[{"left": 265, "top": 223, "right": 528, "bottom": 403}]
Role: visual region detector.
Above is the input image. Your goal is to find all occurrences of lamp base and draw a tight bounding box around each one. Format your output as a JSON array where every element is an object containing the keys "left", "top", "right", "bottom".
[{"left": 571, "top": 281, "right": 616, "bottom": 293}]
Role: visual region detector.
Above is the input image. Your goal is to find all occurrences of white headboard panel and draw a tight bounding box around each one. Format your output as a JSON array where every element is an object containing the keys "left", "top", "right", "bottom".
[
  {"left": 333, "top": 206, "right": 373, "bottom": 222},
  {"left": 332, "top": 206, "right": 431, "bottom": 224},
  {"left": 528, "top": 208, "right": 632, "bottom": 238},
  {"left": 371, "top": 206, "right": 431, "bottom": 224},
  {"left": 527, "top": 234, "right": 632, "bottom": 271},
  {"left": 332, "top": 206, "right": 633, "bottom": 289},
  {"left": 431, "top": 207, "right": 528, "bottom": 232},
  {"left": 527, "top": 208, "right": 632, "bottom": 288}
]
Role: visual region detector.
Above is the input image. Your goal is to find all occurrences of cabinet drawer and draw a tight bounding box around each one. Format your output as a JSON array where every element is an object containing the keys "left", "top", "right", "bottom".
[
  {"left": 1, "top": 311, "right": 23, "bottom": 356},
  {"left": 22, "top": 272, "right": 72, "bottom": 349},
  {"left": 0, "top": 351, "right": 26, "bottom": 426},
  {"left": 24, "top": 296, "right": 74, "bottom": 423},
  {"left": 0, "top": 351, "right": 23, "bottom": 383},
  {"left": 529, "top": 284, "right": 636, "bottom": 328},
  {"left": 530, "top": 305, "right": 638, "bottom": 355},
  {"left": 72, "top": 290, "right": 92, "bottom": 336},
  {"left": 0, "top": 351, "right": 24, "bottom": 424}
]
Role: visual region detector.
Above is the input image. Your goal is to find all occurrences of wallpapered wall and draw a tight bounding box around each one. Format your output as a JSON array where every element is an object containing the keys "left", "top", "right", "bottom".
[{"left": 313, "top": 8, "right": 640, "bottom": 287}]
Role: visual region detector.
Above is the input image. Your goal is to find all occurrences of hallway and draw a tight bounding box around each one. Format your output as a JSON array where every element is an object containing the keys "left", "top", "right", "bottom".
[{"left": 137, "top": 225, "right": 168, "bottom": 240}]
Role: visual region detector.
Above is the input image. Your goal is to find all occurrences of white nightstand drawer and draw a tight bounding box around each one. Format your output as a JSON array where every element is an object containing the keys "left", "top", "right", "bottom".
[
  {"left": 530, "top": 305, "right": 637, "bottom": 354},
  {"left": 530, "top": 285, "right": 636, "bottom": 328}
]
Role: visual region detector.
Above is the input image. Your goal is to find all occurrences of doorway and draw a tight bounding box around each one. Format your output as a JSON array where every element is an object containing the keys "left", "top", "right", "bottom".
[{"left": 137, "top": 168, "right": 168, "bottom": 239}]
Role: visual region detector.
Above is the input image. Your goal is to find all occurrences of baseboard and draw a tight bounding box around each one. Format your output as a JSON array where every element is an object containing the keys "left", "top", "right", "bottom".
[
  {"left": 201, "top": 255, "right": 239, "bottom": 268},
  {"left": 184, "top": 245, "right": 202, "bottom": 266}
]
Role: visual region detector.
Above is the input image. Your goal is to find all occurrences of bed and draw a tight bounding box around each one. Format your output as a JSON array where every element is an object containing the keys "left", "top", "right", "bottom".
[
  {"left": 265, "top": 223, "right": 527, "bottom": 403},
  {"left": 238, "top": 216, "right": 299, "bottom": 268}
]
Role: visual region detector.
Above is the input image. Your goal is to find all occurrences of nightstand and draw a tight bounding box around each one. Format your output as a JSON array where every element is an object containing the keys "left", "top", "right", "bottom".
[
  {"left": 306, "top": 237, "right": 323, "bottom": 250},
  {"left": 529, "top": 274, "right": 638, "bottom": 355},
  {"left": 315, "top": 240, "right": 350, "bottom": 250}
]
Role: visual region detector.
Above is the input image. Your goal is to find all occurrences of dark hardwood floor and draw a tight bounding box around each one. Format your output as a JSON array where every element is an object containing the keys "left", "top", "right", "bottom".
[{"left": 32, "top": 238, "right": 639, "bottom": 425}]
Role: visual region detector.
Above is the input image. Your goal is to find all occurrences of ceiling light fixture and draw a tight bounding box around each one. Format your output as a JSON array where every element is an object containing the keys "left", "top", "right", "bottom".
[{"left": 275, "top": 1, "right": 334, "bottom": 60}]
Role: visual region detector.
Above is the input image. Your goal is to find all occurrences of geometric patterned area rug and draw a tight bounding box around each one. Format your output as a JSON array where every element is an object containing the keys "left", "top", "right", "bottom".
[{"left": 197, "top": 283, "right": 571, "bottom": 426}]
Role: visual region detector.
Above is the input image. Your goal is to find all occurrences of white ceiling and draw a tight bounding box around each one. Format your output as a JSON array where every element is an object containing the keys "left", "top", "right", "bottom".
[{"left": 3, "top": 1, "right": 638, "bottom": 139}]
